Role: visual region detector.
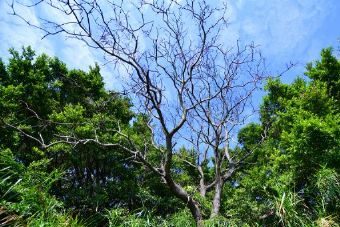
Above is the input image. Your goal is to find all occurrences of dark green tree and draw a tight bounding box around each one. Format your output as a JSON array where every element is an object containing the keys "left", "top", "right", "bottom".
[
  {"left": 224, "top": 46, "right": 340, "bottom": 226},
  {"left": 0, "top": 47, "right": 180, "bottom": 226}
]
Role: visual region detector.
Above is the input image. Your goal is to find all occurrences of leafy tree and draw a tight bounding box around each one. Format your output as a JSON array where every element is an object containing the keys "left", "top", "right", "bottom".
[
  {"left": 0, "top": 47, "right": 180, "bottom": 225},
  {"left": 224, "top": 46, "right": 340, "bottom": 226}
]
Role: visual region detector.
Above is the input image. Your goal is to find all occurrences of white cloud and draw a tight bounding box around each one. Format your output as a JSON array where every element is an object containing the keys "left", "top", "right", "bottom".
[
  {"left": 226, "top": 0, "right": 333, "bottom": 64},
  {"left": 221, "top": 0, "right": 340, "bottom": 83},
  {"left": 1, "top": 0, "right": 339, "bottom": 88},
  {"left": 0, "top": 0, "right": 119, "bottom": 90},
  {"left": 0, "top": 1, "right": 55, "bottom": 58}
]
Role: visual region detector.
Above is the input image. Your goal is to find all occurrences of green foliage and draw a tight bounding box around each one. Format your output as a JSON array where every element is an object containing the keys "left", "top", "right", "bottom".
[
  {"left": 105, "top": 208, "right": 152, "bottom": 227},
  {"left": 166, "top": 210, "right": 195, "bottom": 227},
  {"left": 0, "top": 47, "right": 179, "bottom": 226},
  {"left": 0, "top": 149, "right": 82, "bottom": 226},
  {"left": 306, "top": 47, "right": 340, "bottom": 100},
  {"left": 105, "top": 208, "right": 196, "bottom": 227},
  {"left": 2, "top": 43, "right": 340, "bottom": 226},
  {"left": 315, "top": 168, "right": 340, "bottom": 215},
  {"left": 224, "top": 45, "right": 340, "bottom": 226},
  {"left": 238, "top": 123, "right": 262, "bottom": 149}
]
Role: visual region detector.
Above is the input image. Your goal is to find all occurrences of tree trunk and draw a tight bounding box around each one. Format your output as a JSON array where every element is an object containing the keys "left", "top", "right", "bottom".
[
  {"left": 163, "top": 136, "right": 204, "bottom": 225},
  {"left": 210, "top": 177, "right": 224, "bottom": 218},
  {"left": 199, "top": 182, "right": 207, "bottom": 197},
  {"left": 163, "top": 175, "right": 204, "bottom": 226},
  {"left": 198, "top": 166, "right": 207, "bottom": 197}
]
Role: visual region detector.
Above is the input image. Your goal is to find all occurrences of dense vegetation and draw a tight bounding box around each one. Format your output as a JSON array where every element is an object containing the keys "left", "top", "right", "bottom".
[{"left": 1, "top": 45, "right": 340, "bottom": 226}]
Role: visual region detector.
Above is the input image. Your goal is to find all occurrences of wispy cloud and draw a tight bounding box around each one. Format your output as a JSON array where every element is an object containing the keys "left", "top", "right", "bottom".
[
  {"left": 0, "top": 1, "right": 54, "bottom": 58},
  {"left": 0, "top": 1, "right": 119, "bottom": 89},
  {"left": 226, "top": 0, "right": 339, "bottom": 79},
  {"left": 1, "top": 0, "right": 339, "bottom": 86}
]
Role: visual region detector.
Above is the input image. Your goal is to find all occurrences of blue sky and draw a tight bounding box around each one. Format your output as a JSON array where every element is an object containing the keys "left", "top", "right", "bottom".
[{"left": 1, "top": 0, "right": 340, "bottom": 90}]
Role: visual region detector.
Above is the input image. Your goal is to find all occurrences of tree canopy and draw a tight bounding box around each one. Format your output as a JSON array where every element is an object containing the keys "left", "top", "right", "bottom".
[{"left": 1, "top": 43, "right": 340, "bottom": 226}]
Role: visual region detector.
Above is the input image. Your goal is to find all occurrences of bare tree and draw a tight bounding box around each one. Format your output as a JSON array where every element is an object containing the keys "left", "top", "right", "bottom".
[
  {"left": 181, "top": 43, "right": 266, "bottom": 218},
  {"left": 10, "top": 0, "right": 266, "bottom": 225}
]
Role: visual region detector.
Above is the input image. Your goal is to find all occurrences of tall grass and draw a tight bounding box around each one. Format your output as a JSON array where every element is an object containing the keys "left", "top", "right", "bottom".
[{"left": 0, "top": 149, "right": 83, "bottom": 227}]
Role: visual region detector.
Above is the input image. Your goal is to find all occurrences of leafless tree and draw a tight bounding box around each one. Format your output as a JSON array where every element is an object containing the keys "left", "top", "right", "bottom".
[{"left": 11, "top": 0, "right": 266, "bottom": 225}]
